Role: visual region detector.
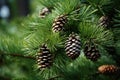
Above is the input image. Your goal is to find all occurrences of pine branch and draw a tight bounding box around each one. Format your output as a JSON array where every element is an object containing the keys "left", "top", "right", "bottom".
[
  {"left": 47, "top": 75, "right": 62, "bottom": 80},
  {"left": 0, "top": 51, "right": 35, "bottom": 60}
]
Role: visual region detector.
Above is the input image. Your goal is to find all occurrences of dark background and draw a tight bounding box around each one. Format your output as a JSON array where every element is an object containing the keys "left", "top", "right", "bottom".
[{"left": 0, "top": 0, "right": 30, "bottom": 20}]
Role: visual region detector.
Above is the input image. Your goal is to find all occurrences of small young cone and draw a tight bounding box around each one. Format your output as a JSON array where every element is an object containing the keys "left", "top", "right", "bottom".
[
  {"left": 98, "top": 65, "right": 120, "bottom": 75},
  {"left": 65, "top": 32, "right": 81, "bottom": 60},
  {"left": 36, "top": 44, "right": 53, "bottom": 69},
  {"left": 52, "top": 14, "right": 67, "bottom": 33},
  {"left": 84, "top": 42, "right": 100, "bottom": 61},
  {"left": 99, "top": 16, "right": 110, "bottom": 27},
  {"left": 39, "top": 7, "right": 51, "bottom": 18}
]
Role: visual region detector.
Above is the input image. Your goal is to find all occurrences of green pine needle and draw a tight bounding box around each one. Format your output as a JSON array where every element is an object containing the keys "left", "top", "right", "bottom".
[
  {"left": 113, "top": 9, "right": 120, "bottom": 27},
  {"left": 39, "top": 0, "right": 61, "bottom": 8},
  {"left": 79, "top": 22, "right": 113, "bottom": 46},
  {"left": 0, "top": 35, "right": 23, "bottom": 54},
  {"left": 54, "top": 0, "right": 80, "bottom": 15}
]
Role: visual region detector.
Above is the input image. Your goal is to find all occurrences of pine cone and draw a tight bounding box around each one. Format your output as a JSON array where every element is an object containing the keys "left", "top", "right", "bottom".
[
  {"left": 40, "top": 7, "right": 51, "bottom": 18},
  {"left": 52, "top": 14, "right": 67, "bottom": 33},
  {"left": 36, "top": 44, "right": 53, "bottom": 69},
  {"left": 84, "top": 42, "right": 100, "bottom": 61},
  {"left": 99, "top": 16, "right": 110, "bottom": 27},
  {"left": 65, "top": 32, "right": 81, "bottom": 59},
  {"left": 98, "top": 65, "right": 120, "bottom": 75}
]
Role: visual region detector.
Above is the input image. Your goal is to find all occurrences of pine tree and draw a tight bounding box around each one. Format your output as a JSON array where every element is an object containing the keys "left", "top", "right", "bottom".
[{"left": 0, "top": 0, "right": 120, "bottom": 80}]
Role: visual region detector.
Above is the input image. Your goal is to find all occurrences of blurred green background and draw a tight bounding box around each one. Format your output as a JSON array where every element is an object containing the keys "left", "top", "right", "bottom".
[
  {"left": 0, "top": 0, "right": 120, "bottom": 80},
  {"left": 0, "top": 0, "right": 41, "bottom": 80}
]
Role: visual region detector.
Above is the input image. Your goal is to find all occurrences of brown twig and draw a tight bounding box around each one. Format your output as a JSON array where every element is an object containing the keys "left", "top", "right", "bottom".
[
  {"left": 0, "top": 51, "right": 36, "bottom": 60},
  {"left": 47, "top": 75, "right": 62, "bottom": 80}
]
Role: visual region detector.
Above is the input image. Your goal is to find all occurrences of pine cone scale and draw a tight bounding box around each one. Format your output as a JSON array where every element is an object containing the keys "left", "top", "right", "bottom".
[
  {"left": 65, "top": 33, "right": 81, "bottom": 59},
  {"left": 84, "top": 42, "right": 100, "bottom": 61},
  {"left": 36, "top": 44, "right": 53, "bottom": 69},
  {"left": 98, "top": 65, "right": 120, "bottom": 75},
  {"left": 52, "top": 14, "right": 67, "bottom": 32}
]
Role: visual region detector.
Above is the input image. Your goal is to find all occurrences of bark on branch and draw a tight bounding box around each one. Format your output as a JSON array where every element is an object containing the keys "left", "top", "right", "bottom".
[{"left": 0, "top": 51, "right": 35, "bottom": 60}]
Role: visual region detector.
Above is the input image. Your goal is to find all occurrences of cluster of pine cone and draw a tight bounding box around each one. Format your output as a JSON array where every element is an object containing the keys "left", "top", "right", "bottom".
[
  {"left": 36, "top": 14, "right": 102, "bottom": 69},
  {"left": 37, "top": 7, "right": 120, "bottom": 77}
]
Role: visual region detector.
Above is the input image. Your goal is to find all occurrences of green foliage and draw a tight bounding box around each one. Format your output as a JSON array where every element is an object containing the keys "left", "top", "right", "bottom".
[
  {"left": 39, "top": 0, "right": 61, "bottom": 8},
  {"left": 87, "top": 0, "right": 113, "bottom": 15},
  {"left": 113, "top": 9, "right": 120, "bottom": 27},
  {"left": 0, "top": 19, "right": 25, "bottom": 54},
  {"left": 21, "top": 0, "right": 116, "bottom": 79},
  {"left": 87, "top": 0, "right": 112, "bottom": 6},
  {"left": 79, "top": 22, "right": 113, "bottom": 46},
  {"left": 115, "top": 40, "right": 120, "bottom": 55},
  {"left": 0, "top": 35, "right": 23, "bottom": 53},
  {"left": 0, "top": 56, "right": 38, "bottom": 80},
  {"left": 57, "top": 53, "right": 116, "bottom": 80},
  {"left": 23, "top": 14, "right": 64, "bottom": 56},
  {"left": 112, "top": 9, "right": 120, "bottom": 56},
  {"left": 54, "top": 0, "right": 80, "bottom": 15},
  {"left": 78, "top": 5, "right": 98, "bottom": 22},
  {"left": 0, "top": 0, "right": 120, "bottom": 80}
]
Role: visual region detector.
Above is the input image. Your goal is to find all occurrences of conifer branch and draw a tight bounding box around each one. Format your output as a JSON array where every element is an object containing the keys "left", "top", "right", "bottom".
[
  {"left": 47, "top": 75, "right": 62, "bottom": 80},
  {"left": 0, "top": 51, "right": 35, "bottom": 60}
]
